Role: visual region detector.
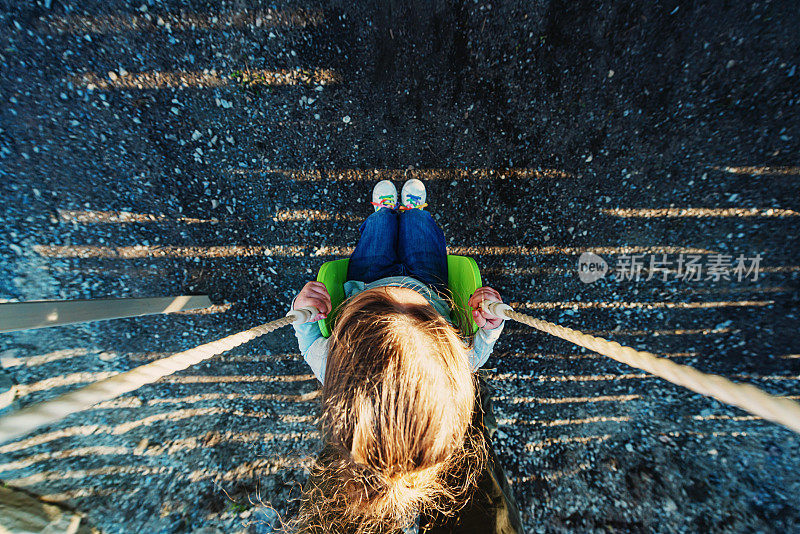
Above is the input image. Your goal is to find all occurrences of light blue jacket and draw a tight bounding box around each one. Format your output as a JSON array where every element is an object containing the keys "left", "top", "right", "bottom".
[{"left": 291, "top": 276, "right": 504, "bottom": 383}]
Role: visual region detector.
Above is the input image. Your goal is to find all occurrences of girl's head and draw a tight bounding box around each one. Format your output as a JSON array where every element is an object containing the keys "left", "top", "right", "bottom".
[{"left": 299, "top": 286, "right": 484, "bottom": 533}]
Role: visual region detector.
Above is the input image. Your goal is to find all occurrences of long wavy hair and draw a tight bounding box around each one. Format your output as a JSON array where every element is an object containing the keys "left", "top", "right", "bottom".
[{"left": 295, "top": 286, "right": 487, "bottom": 533}]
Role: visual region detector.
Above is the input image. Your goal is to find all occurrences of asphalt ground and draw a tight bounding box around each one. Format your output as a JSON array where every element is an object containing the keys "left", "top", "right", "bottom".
[{"left": 1, "top": 1, "right": 799, "bottom": 532}]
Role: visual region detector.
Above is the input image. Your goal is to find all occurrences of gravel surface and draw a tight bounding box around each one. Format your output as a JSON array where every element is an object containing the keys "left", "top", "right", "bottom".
[{"left": 1, "top": 1, "right": 799, "bottom": 532}]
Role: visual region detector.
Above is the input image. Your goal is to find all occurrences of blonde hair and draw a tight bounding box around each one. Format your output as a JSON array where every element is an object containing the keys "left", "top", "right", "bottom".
[{"left": 296, "top": 287, "right": 487, "bottom": 533}]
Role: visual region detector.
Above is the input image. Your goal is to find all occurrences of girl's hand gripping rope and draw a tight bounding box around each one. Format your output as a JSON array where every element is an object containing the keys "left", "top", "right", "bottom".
[
  {"left": 468, "top": 286, "right": 506, "bottom": 330},
  {"left": 289, "top": 281, "right": 332, "bottom": 323}
]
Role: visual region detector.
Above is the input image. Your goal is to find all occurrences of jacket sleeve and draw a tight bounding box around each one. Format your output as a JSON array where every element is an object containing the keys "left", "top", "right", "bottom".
[
  {"left": 291, "top": 318, "right": 329, "bottom": 384},
  {"left": 468, "top": 321, "right": 505, "bottom": 370}
]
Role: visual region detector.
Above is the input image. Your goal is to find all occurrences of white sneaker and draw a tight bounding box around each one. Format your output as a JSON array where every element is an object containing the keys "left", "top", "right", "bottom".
[
  {"left": 400, "top": 178, "right": 427, "bottom": 210},
  {"left": 371, "top": 180, "right": 397, "bottom": 211}
]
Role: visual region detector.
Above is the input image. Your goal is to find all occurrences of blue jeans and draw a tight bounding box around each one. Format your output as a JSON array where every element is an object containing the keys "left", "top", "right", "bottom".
[{"left": 347, "top": 208, "right": 448, "bottom": 292}]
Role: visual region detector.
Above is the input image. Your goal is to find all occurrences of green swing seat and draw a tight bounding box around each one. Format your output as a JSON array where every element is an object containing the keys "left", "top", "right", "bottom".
[{"left": 316, "top": 255, "right": 483, "bottom": 338}]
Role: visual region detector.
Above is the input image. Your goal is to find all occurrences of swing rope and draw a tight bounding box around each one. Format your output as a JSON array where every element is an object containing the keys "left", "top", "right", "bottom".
[
  {"left": 1, "top": 302, "right": 798, "bottom": 445},
  {"left": 0, "top": 308, "right": 316, "bottom": 445},
  {"left": 481, "top": 301, "right": 800, "bottom": 434}
]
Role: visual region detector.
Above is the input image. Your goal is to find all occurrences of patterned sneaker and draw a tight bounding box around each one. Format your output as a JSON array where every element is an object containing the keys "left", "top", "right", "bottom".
[
  {"left": 371, "top": 180, "right": 397, "bottom": 211},
  {"left": 400, "top": 178, "right": 427, "bottom": 210}
]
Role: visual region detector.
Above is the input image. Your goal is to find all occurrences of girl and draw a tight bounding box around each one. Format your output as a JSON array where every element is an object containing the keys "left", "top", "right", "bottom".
[{"left": 290, "top": 179, "right": 522, "bottom": 534}]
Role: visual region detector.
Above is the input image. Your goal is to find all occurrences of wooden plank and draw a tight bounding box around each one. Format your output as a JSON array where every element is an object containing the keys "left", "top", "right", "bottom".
[{"left": 0, "top": 296, "right": 213, "bottom": 333}]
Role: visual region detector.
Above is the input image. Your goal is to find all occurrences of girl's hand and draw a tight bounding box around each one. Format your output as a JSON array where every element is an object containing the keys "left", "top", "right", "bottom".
[
  {"left": 468, "top": 286, "right": 504, "bottom": 330},
  {"left": 293, "top": 281, "right": 332, "bottom": 322}
]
